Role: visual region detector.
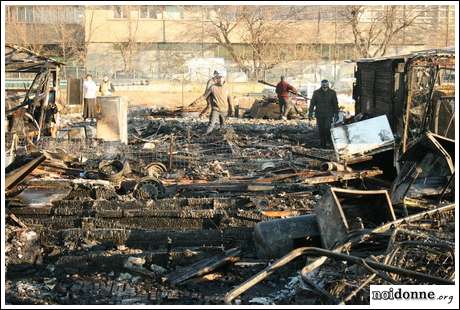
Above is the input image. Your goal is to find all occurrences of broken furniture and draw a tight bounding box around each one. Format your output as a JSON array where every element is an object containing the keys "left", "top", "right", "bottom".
[
  {"left": 315, "top": 187, "right": 396, "bottom": 249},
  {"left": 253, "top": 214, "right": 320, "bottom": 258},
  {"left": 224, "top": 204, "right": 454, "bottom": 304},
  {"left": 331, "top": 115, "right": 394, "bottom": 162}
]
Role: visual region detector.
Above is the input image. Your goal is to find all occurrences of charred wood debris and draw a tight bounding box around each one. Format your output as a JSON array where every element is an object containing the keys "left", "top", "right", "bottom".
[{"left": 5, "top": 105, "right": 455, "bottom": 305}]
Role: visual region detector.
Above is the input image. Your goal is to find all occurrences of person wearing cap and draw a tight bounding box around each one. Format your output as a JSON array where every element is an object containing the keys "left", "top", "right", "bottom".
[
  {"left": 99, "top": 75, "right": 115, "bottom": 96},
  {"left": 200, "top": 73, "right": 233, "bottom": 135},
  {"left": 199, "top": 70, "right": 221, "bottom": 113},
  {"left": 275, "top": 76, "right": 297, "bottom": 120},
  {"left": 308, "top": 80, "right": 339, "bottom": 148},
  {"left": 187, "top": 71, "right": 223, "bottom": 109},
  {"left": 205, "top": 70, "right": 220, "bottom": 93}
]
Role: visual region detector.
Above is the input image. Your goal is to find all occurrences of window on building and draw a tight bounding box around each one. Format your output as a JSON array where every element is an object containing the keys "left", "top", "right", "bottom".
[
  {"left": 204, "top": 8, "right": 217, "bottom": 21},
  {"left": 163, "top": 6, "right": 184, "bottom": 20},
  {"left": 6, "top": 7, "right": 14, "bottom": 22},
  {"left": 113, "top": 6, "right": 128, "bottom": 19},
  {"left": 16, "top": 6, "right": 34, "bottom": 22},
  {"left": 321, "top": 44, "right": 331, "bottom": 60},
  {"left": 139, "top": 6, "right": 162, "bottom": 19},
  {"left": 64, "top": 6, "right": 81, "bottom": 23}
]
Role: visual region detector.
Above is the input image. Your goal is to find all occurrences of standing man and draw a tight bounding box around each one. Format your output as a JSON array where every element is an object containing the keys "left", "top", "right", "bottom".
[
  {"left": 308, "top": 79, "right": 339, "bottom": 148},
  {"left": 199, "top": 72, "right": 233, "bottom": 135},
  {"left": 99, "top": 75, "right": 115, "bottom": 96},
  {"left": 275, "top": 76, "right": 297, "bottom": 120},
  {"left": 83, "top": 74, "right": 98, "bottom": 122},
  {"left": 188, "top": 70, "right": 220, "bottom": 108}
]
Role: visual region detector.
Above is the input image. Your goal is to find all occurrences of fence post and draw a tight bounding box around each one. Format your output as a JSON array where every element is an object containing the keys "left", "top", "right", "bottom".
[
  {"left": 181, "top": 73, "right": 184, "bottom": 106},
  {"left": 168, "top": 134, "right": 175, "bottom": 171}
]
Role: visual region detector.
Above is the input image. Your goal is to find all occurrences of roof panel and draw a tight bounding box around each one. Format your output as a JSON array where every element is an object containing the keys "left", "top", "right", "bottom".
[{"left": 5, "top": 44, "right": 64, "bottom": 72}]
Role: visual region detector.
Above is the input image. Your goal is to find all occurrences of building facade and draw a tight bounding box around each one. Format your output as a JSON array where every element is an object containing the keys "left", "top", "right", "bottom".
[
  {"left": 5, "top": 5, "right": 85, "bottom": 63},
  {"left": 5, "top": 5, "right": 455, "bottom": 81}
]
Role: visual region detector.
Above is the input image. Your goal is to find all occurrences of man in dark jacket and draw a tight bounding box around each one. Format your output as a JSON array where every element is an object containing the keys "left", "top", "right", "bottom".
[
  {"left": 275, "top": 76, "right": 297, "bottom": 120},
  {"left": 308, "top": 80, "right": 339, "bottom": 148}
]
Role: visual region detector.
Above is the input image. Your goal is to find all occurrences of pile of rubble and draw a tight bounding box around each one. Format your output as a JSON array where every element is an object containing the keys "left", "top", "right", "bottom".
[{"left": 4, "top": 107, "right": 455, "bottom": 305}]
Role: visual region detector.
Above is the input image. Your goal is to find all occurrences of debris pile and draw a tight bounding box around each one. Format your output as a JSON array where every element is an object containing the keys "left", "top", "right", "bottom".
[{"left": 4, "top": 47, "right": 456, "bottom": 306}]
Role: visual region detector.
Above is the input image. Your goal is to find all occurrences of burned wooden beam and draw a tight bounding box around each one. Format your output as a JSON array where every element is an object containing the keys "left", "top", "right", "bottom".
[
  {"left": 5, "top": 154, "right": 46, "bottom": 189},
  {"left": 165, "top": 248, "right": 241, "bottom": 286},
  {"left": 60, "top": 228, "right": 254, "bottom": 250},
  {"left": 301, "top": 169, "right": 383, "bottom": 185}
]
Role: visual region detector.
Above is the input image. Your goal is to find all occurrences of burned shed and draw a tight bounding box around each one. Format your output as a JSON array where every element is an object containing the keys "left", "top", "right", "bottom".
[
  {"left": 5, "top": 44, "right": 64, "bottom": 150},
  {"left": 352, "top": 48, "right": 455, "bottom": 153},
  {"left": 352, "top": 55, "right": 406, "bottom": 134}
]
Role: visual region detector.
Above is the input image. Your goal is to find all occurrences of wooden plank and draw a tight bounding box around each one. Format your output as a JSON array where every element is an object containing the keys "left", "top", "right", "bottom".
[
  {"left": 247, "top": 185, "right": 274, "bottom": 191},
  {"left": 165, "top": 248, "right": 241, "bottom": 286},
  {"left": 302, "top": 169, "right": 382, "bottom": 185},
  {"left": 261, "top": 210, "right": 300, "bottom": 218},
  {"left": 255, "top": 170, "right": 327, "bottom": 183},
  {"left": 5, "top": 154, "right": 46, "bottom": 189}
]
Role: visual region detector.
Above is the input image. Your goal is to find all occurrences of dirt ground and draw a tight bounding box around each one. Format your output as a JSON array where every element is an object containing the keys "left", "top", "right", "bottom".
[{"left": 60, "top": 89, "right": 354, "bottom": 117}]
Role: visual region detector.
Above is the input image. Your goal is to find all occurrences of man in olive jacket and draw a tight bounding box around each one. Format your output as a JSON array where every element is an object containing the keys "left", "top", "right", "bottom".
[
  {"left": 308, "top": 80, "right": 339, "bottom": 148},
  {"left": 199, "top": 73, "right": 233, "bottom": 135}
]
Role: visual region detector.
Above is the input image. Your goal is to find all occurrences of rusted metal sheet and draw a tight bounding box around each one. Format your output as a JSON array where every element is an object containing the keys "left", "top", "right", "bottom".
[
  {"left": 14, "top": 186, "right": 72, "bottom": 207},
  {"left": 67, "top": 78, "right": 83, "bottom": 106}
]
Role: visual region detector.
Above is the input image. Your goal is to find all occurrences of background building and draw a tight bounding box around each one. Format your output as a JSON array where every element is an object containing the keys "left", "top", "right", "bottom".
[{"left": 5, "top": 5, "right": 456, "bottom": 83}]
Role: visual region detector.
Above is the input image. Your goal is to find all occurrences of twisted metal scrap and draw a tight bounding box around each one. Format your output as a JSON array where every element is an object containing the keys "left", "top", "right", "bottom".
[{"left": 224, "top": 204, "right": 454, "bottom": 304}]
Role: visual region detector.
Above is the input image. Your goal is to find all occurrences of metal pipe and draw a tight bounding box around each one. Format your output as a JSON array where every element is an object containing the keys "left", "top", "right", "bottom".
[
  {"left": 401, "top": 165, "right": 423, "bottom": 216},
  {"left": 438, "top": 172, "right": 455, "bottom": 204},
  {"left": 257, "top": 80, "right": 310, "bottom": 100},
  {"left": 224, "top": 245, "right": 452, "bottom": 304},
  {"left": 224, "top": 204, "right": 455, "bottom": 304}
]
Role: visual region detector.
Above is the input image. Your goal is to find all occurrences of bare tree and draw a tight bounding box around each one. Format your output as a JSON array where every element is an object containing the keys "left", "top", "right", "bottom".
[
  {"left": 113, "top": 6, "right": 139, "bottom": 73},
  {"left": 239, "top": 7, "right": 301, "bottom": 79},
  {"left": 204, "top": 6, "right": 249, "bottom": 75},
  {"left": 6, "top": 6, "right": 86, "bottom": 63},
  {"left": 343, "top": 5, "right": 424, "bottom": 58},
  {"left": 187, "top": 6, "right": 304, "bottom": 80},
  {"left": 49, "top": 7, "right": 85, "bottom": 63},
  {"left": 81, "top": 7, "right": 95, "bottom": 65}
]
